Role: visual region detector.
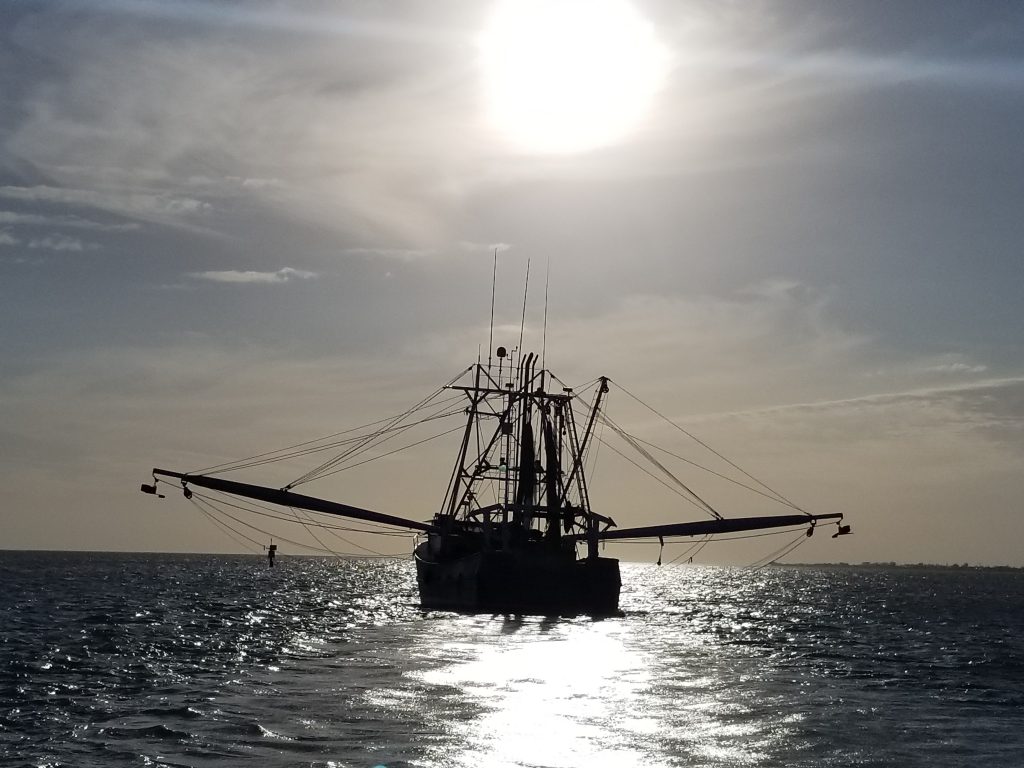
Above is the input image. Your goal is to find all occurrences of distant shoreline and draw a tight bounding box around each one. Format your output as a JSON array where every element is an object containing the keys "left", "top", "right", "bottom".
[
  {"left": 784, "top": 561, "right": 1024, "bottom": 572},
  {"left": 2, "top": 549, "right": 1023, "bottom": 571}
]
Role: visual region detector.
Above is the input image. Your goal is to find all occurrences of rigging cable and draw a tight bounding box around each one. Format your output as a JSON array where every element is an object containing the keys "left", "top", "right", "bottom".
[
  {"left": 288, "top": 367, "right": 471, "bottom": 488},
  {"left": 749, "top": 530, "right": 811, "bottom": 570},
  {"left": 618, "top": 434, "right": 804, "bottom": 512},
  {"left": 191, "top": 394, "right": 466, "bottom": 477},
  {"left": 289, "top": 506, "right": 388, "bottom": 559},
  {"left": 191, "top": 412, "right": 404, "bottom": 476},
  {"left": 289, "top": 391, "right": 446, "bottom": 486},
  {"left": 189, "top": 495, "right": 265, "bottom": 552},
  {"left": 610, "top": 380, "right": 808, "bottom": 515},
  {"left": 665, "top": 535, "right": 713, "bottom": 566},
  {"left": 547, "top": 372, "right": 602, "bottom": 402},
  {"left": 597, "top": 409, "right": 722, "bottom": 520},
  {"left": 160, "top": 482, "right": 410, "bottom": 537},
  {"left": 566, "top": 401, "right": 704, "bottom": 514},
  {"left": 190, "top": 492, "right": 398, "bottom": 558},
  {"left": 307, "top": 423, "right": 466, "bottom": 482}
]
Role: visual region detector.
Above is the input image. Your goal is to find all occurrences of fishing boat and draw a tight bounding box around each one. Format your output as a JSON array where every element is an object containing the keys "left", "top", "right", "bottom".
[{"left": 141, "top": 341, "right": 850, "bottom": 615}]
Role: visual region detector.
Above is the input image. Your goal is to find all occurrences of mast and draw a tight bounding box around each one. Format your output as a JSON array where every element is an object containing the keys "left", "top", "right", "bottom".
[
  {"left": 445, "top": 363, "right": 484, "bottom": 518},
  {"left": 561, "top": 376, "right": 608, "bottom": 514},
  {"left": 514, "top": 353, "right": 536, "bottom": 527},
  {"left": 488, "top": 248, "right": 497, "bottom": 368},
  {"left": 543, "top": 404, "right": 562, "bottom": 542}
]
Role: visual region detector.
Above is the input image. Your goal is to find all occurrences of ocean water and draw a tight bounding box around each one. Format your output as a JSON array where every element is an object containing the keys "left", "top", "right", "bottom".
[{"left": 2, "top": 552, "right": 1022, "bottom": 767}]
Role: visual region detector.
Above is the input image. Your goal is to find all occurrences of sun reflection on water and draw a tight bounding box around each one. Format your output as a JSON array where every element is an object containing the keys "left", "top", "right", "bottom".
[
  {"left": 415, "top": 618, "right": 664, "bottom": 767},
  {"left": 392, "top": 564, "right": 835, "bottom": 767}
]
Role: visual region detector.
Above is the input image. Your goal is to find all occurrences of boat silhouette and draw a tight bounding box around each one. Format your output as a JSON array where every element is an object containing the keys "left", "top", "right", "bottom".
[{"left": 143, "top": 343, "right": 849, "bottom": 615}]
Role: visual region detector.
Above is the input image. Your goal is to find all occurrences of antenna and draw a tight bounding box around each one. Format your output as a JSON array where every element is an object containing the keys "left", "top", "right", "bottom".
[
  {"left": 488, "top": 248, "right": 497, "bottom": 368},
  {"left": 541, "top": 257, "right": 550, "bottom": 370},
  {"left": 518, "top": 256, "right": 530, "bottom": 355}
]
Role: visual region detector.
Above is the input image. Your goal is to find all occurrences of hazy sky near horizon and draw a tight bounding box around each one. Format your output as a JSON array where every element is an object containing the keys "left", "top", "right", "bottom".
[{"left": 2, "top": 0, "right": 1023, "bottom": 565}]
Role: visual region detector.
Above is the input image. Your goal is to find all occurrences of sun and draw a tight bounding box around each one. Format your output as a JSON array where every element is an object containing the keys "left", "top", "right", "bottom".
[{"left": 479, "top": 0, "right": 668, "bottom": 154}]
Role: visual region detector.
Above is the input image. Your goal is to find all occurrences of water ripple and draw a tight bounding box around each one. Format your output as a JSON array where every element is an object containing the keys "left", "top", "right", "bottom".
[{"left": 1, "top": 552, "right": 1022, "bottom": 767}]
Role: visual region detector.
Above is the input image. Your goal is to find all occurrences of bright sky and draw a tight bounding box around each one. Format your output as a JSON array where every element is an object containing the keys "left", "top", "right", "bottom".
[{"left": 2, "top": 0, "right": 1023, "bottom": 565}]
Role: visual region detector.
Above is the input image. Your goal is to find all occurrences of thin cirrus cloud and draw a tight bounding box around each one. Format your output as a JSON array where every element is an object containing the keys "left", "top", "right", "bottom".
[
  {"left": 28, "top": 235, "right": 92, "bottom": 252},
  {"left": 187, "top": 267, "right": 318, "bottom": 284},
  {"left": 0, "top": 210, "right": 141, "bottom": 232},
  {"left": 924, "top": 362, "right": 989, "bottom": 375},
  {"left": 0, "top": 186, "right": 210, "bottom": 220},
  {"left": 706, "top": 49, "right": 1024, "bottom": 90}
]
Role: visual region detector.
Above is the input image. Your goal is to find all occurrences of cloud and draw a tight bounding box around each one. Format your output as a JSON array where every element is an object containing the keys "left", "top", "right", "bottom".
[
  {"left": 694, "top": 375, "right": 1024, "bottom": 433},
  {"left": 733, "top": 49, "right": 1024, "bottom": 91},
  {"left": 0, "top": 5, "right": 495, "bottom": 244},
  {"left": 459, "top": 241, "right": 513, "bottom": 254},
  {"left": 906, "top": 352, "right": 988, "bottom": 377},
  {"left": 339, "top": 241, "right": 513, "bottom": 261},
  {"left": 0, "top": 210, "right": 140, "bottom": 231},
  {"left": 28, "top": 234, "right": 93, "bottom": 252},
  {"left": 0, "top": 185, "right": 210, "bottom": 219},
  {"left": 342, "top": 247, "right": 437, "bottom": 261},
  {"left": 187, "top": 266, "right": 318, "bottom": 284},
  {"left": 0, "top": 256, "right": 48, "bottom": 266},
  {"left": 413, "top": 278, "right": 1016, "bottom": 432},
  {"left": 924, "top": 362, "right": 989, "bottom": 375},
  {"left": 4, "top": 0, "right": 1021, "bottom": 257},
  {"left": 238, "top": 177, "right": 284, "bottom": 190},
  {"left": 0, "top": 231, "right": 21, "bottom": 246},
  {"left": 536, "top": 282, "right": 869, "bottom": 411}
]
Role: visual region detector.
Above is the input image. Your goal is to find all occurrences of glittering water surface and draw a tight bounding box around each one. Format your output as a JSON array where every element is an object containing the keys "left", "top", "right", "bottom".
[{"left": 2, "top": 553, "right": 1023, "bottom": 767}]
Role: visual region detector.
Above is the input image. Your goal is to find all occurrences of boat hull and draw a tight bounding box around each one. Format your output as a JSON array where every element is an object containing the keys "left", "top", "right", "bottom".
[{"left": 414, "top": 543, "right": 620, "bottom": 615}]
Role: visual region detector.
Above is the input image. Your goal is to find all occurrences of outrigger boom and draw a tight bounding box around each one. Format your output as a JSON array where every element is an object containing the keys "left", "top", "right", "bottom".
[
  {"left": 149, "top": 468, "right": 435, "bottom": 533},
  {"left": 587, "top": 513, "right": 844, "bottom": 541}
]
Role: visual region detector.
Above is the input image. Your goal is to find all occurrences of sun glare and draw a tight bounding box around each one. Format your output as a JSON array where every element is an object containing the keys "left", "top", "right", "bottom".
[{"left": 480, "top": 0, "right": 668, "bottom": 154}]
